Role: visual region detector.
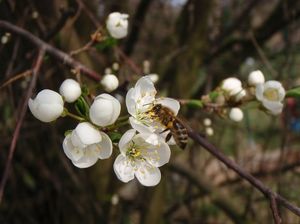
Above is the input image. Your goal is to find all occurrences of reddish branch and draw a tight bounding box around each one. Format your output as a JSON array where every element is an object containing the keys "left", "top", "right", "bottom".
[
  {"left": 0, "top": 20, "right": 101, "bottom": 81},
  {"left": 0, "top": 49, "right": 45, "bottom": 203}
]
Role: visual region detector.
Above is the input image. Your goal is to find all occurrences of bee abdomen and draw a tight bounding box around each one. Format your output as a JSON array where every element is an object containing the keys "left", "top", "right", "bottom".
[{"left": 171, "top": 120, "right": 188, "bottom": 149}]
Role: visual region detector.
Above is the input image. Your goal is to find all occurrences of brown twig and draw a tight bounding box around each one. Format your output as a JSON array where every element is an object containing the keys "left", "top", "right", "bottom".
[
  {"left": 186, "top": 125, "right": 300, "bottom": 219},
  {"left": 270, "top": 193, "right": 282, "bottom": 224},
  {"left": 0, "top": 70, "right": 32, "bottom": 90},
  {"left": 0, "top": 49, "right": 45, "bottom": 204},
  {"left": 0, "top": 20, "right": 101, "bottom": 81}
]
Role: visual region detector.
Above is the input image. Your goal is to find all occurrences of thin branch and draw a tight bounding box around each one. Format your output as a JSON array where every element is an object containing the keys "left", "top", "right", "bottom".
[
  {"left": 186, "top": 125, "right": 300, "bottom": 218},
  {"left": 270, "top": 193, "right": 282, "bottom": 224},
  {"left": 0, "top": 70, "right": 32, "bottom": 90},
  {"left": 0, "top": 20, "right": 101, "bottom": 81},
  {"left": 0, "top": 49, "right": 45, "bottom": 204}
]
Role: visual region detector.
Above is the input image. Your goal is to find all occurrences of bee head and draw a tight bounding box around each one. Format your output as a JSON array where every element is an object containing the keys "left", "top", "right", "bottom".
[{"left": 152, "top": 104, "right": 162, "bottom": 112}]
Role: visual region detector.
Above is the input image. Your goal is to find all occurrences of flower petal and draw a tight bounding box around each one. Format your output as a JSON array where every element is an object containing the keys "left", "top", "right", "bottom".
[
  {"left": 113, "top": 154, "right": 135, "bottom": 183},
  {"left": 126, "top": 88, "right": 137, "bottom": 116},
  {"left": 135, "top": 162, "right": 161, "bottom": 187},
  {"left": 141, "top": 142, "right": 171, "bottom": 167},
  {"left": 262, "top": 100, "right": 283, "bottom": 115},
  {"left": 118, "top": 129, "right": 136, "bottom": 155},
  {"left": 98, "top": 132, "right": 113, "bottom": 159},
  {"left": 129, "top": 117, "right": 154, "bottom": 134},
  {"left": 74, "top": 122, "right": 102, "bottom": 145},
  {"left": 156, "top": 97, "right": 180, "bottom": 115},
  {"left": 63, "top": 135, "right": 84, "bottom": 161},
  {"left": 72, "top": 156, "right": 98, "bottom": 168},
  {"left": 255, "top": 84, "right": 264, "bottom": 101}
]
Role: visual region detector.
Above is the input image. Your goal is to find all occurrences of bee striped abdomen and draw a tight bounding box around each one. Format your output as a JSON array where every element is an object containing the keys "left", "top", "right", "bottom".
[{"left": 171, "top": 119, "right": 188, "bottom": 149}]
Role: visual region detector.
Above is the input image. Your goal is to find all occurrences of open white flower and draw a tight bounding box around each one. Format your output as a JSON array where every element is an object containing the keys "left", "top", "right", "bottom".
[
  {"left": 256, "top": 80, "right": 285, "bottom": 115},
  {"left": 28, "top": 89, "right": 64, "bottom": 122},
  {"left": 59, "top": 79, "right": 81, "bottom": 103},
  {"left": 101, "top": 74, "right": 119, "bottom": 92},
  {"left": 248, "top": 70, "right": 265, "bottom": 86},
  {"left": 221, "top": 77, "right": 245, "bottom": 102},
  {"left": 106, "top": 12, "right": 129, "bottom": 39},
  {"left": 229, "top": 107, "right": 244, "bottom": 122},
  {"left": 63, "top": 122, "right": 112, "bottom": 168},
  {"left": 89, "top": 93, "right": 121, "bottom": 126},
  {"left": 126, "top": 76, "right": 179, "bottom": 142},
  {"left": 113, "top": 129, "right": 171, "bottom": 186}
]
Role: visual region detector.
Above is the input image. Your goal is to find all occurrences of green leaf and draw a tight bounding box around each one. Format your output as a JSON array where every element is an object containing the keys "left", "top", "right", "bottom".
[
  {"left": 185, "top": 100, "right": 203, "bottom": 109},
  {"left": 95, "top": 37, "right": 118, "bottom": 50},
  {"left": 108, "top": 132, "right": 122, "bottom": 143},
  {"left": 74, "top": 96, "right": 90, "bottom": 118},
  {"left": 209, "top": 91, "right": 219, "bottom": 102},
  {"left": 286, "top": 87, "right": 300, "bottom": 98},
  {"left": 81, "top": 85, "right": 89, "bottom": 96}
]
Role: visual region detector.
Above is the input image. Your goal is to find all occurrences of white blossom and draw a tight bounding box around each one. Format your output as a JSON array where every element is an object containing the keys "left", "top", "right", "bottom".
[
  {"left": 126, "top": 76, "right": 179, "bottom": 143},
  {"left": 101, "top": 74, "right": 119, "bottom": 92},
  {"left": 113, "top": 129, "right": 170, "bottom": 186},
  {"left": 221, "top": 77, "right": 246, "bottom": 102},
  {"left": 63, "top": 122, "right": 112, "bottom": 168},
  {"left": 59, "top": 79, "right": 81, "bottom": 103},
  {"left": 106, "top": 12, "right": 129, "bottom": 39},
  {"left": 248, "top": 70, "right": 265, "bottom": 86},
  {"left": 89, "top": 93, "right": 121, "bottom": 126},
  {"left": 255, "top": 80, "right": 285, "bottom": 115},
  {"left": 28, "top": 89, "right": 64, "bottom": 122},
  {"left": 229, "top": 107, "right": 244, "bottom": 122}
]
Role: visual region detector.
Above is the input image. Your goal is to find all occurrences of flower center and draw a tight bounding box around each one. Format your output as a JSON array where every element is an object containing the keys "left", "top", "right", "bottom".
[
  {"left": 126, "top": 143, "right": 143, "bottom": 161},
  {"left": 263, "top": 88, "right": 280, "bottom": 101}
]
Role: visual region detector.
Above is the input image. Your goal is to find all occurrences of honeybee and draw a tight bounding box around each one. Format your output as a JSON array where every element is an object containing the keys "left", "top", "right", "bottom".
[{"left": 146, "top": 104, "right": 188, "bottom": 149}]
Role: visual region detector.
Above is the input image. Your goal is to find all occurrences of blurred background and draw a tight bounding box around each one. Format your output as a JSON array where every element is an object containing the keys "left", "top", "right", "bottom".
[{"left": 1, "top": 0, "right": 300, "bottom": 223}]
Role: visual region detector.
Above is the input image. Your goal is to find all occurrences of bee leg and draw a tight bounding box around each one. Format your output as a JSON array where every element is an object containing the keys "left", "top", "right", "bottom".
[
  {"left": 165, "top": 132, "right": 172, "bottom": 143},
  {"left": 159, "top": 128, "right": 169, "bottom": 134}
]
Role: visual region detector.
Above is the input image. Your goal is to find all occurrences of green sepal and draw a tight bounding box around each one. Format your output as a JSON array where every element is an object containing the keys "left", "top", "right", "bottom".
[
  {"left": 74, "top": 96, "right": 90, "bottom": 119},
  {"left": 64, "top": 130, "right": 73, "bottom": 137},
  {"left": 95, "top": 37, "right": 118, "bottom": 51},
  {"left": 107, "top": 132, "right": 122, "bottom": 143},
  {"left": 286, "top": 87, "right": 300, "bottom": 98}
]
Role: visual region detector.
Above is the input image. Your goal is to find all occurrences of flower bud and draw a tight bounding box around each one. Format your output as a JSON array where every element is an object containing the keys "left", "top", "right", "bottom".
[
  {"left": 89, "top": 93, "right": 121, "bottom": 126},
  {"left": 248, "top": 70, "right": 265, "bottom": 86},
  {"left": 148, "top": 74, "right": 159, "bottom": 83},
  {"left": 106, "top": 12, "right": 129, "bottom": 39},
  {"left": 59, "top": 79, "right": 81, "bottom": 103},
  {"left": 203, "top": 118, "right": 212, "bottom": 126},
  {"left": 28, "top": 89, "right": 64, "bottom": 122},
  {"left": 205, "top": 127, "right": 214, "bottom": 136},
  {"left": 101, "top": 74, "right": 119, "bottom": 92},
  {"left": 221, "top": 77, "right": 242, "bottom": 96},
  {"left": 229, "top": 108, "right": 244, "bottom": 122}
]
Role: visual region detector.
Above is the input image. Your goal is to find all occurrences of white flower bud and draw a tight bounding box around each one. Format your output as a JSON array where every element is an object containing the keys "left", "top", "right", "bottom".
[
  {"left": 59, "top": 79, "right": 81, "bottom": 103},
  {"left": 112, "top": 62, "right": 119, "bottom": 71},
  {"left": 89, "top": 93, "right": 121, "bottom": 126},
  {"left": 105, "top": 67, "right": 112, "bottom": 74},
  {"left": 235, "top": 89, "right": 246, "bottom": 102},
  {"left": 221, "top": 77, "right": 242, "bottom": 96},
  {"left": 203, "top": 118, "right": 212, "bottom": 126},
  {"left": 205, "top": 127, "right": 214, "bottom": 136},
  {"left": 248, "top": 70, "right": 265, "bottom": 86},
  {"left": 229, "top": 108, "right": 244, "bottom": 122},
  {"left": 106, "top": 12, "right": 129, "bottom": 39},
  {"left": 101, "top": 74, "right": 119, "bottom": 92},
  {"left": 28, "top": 89, "right": 64, "bottom": 122},
  {"left": 148, "top": 74, "right": 159, "bottom": 83}
]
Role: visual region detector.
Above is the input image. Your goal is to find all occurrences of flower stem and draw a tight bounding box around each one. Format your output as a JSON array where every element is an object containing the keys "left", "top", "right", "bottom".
[{"left": 63, "top": 108, "right": 85, "bottom": 122}]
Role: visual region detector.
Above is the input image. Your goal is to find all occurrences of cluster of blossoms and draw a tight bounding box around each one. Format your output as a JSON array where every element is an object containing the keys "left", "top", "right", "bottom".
[
  {"left": 29, "top": 76, "right": 176, "bottom": 187},
  {"left": 217, "top": 70, "right": 286, "bottom": 122}
]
